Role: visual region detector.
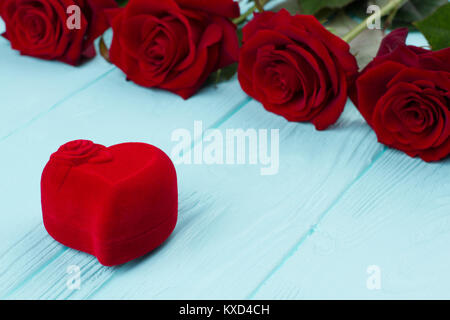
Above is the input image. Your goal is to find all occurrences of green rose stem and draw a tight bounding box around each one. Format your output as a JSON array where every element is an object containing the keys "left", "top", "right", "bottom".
[
  {"left": 342, "top": 0, "right": 408, "bottom": 43},
  {"left": 233, "top": 0, "right": 270, "bottom": 25}
]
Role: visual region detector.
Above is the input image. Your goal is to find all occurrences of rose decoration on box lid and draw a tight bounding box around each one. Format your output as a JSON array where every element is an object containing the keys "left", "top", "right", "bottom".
[{"left": 51, "top": 140, "right": 113, "bottom": 166}]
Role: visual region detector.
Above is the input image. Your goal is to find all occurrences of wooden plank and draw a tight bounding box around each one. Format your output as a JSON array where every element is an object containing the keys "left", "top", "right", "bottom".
[
  {"left": 252, "top": 150, "right": 450, "bottom": 299},
  {"left": 248, "top": 32, "right": 443, "bottom": 300},
  {"left": 83, "top": 100, "right": 384, "bottom": 299},
  {"left": 0, "top": 68, "right": 249, "bottom": 298},
  {"left": 0, "top": 29, "right": 115, "bottom": 140},
  {"left": 0, "top": 15, "right": 436, "bottom": 299},
  {"left": 1, "top": 95, "right": 384, "bottom": 299}
]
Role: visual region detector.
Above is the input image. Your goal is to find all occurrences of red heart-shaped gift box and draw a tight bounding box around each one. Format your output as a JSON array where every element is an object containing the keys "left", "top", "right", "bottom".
[{"left": 41, "top": 140, "right": 178, "bottom": 266}]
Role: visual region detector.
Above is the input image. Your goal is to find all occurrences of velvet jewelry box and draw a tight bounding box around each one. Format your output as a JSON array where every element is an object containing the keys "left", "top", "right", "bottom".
[{"left": 41, "top": 140, "right": 178, "bottom": 266}]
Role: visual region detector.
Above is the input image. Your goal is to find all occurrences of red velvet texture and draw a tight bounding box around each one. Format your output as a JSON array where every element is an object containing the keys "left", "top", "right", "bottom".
[{"left": 41, "top": 140, "right": 178, "bottom": 266}]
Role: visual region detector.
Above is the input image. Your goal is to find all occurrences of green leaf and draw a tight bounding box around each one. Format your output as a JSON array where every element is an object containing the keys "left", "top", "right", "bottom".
[
  {"left": 115, "top": 0, "right": 128, "bottom": 7},
  {"left": 394, "top": 0, "right": 447, "bottom": 28},
  {"left": 206, "top": 63, "right": 238, "bottom": 86},
  {"left": 326, "top": 11, "right": 383, "bottom": 70},
  {"left": 415, "top": 3, "right": 450, "bottom": 51},
  {"left": 325, "top": 10, "right": 358, "bottom": 37},
  {"left": 254, "top": 0, "right": 264, "bottom": 12},
  {"left": 350, "top": 28, "right": 384, "bottom": 70},
  {"left": 346, "top": 0, "right": 447, "bottom": 29},
  {"left": 298, "top": 0, "right": 357, "bottom": 15},
  {"left": 271, "top": 0, "right": 302, "bottom": 15}
]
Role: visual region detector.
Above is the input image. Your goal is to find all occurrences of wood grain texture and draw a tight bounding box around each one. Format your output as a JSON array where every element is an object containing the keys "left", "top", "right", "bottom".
[
  {"left": 249, "top": 32, "right": 447, "bottom": 300},
  {"left": 0, "top": 12, "right": 446, "bottom": 299},
  {"left": 90, "top": 100, "right": 384, "bottom": 299},
  {"left": 0, "top": 31, "right": 115, "bottom": 141},
  {"left": 0, "top": 67, "right": 249, "bottom": 299},
  {"left": 252, "top": 150, "right": 450, "bottom": 299}
]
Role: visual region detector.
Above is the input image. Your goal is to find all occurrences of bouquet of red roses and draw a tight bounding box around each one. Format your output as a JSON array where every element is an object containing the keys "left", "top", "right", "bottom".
[{"left": 0, "top": 0, "right": 449, "bottom": 161}]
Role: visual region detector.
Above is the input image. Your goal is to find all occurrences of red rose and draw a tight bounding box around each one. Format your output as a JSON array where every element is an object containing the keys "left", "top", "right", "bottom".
[
  {"left": 106, "top": 0, "right": 240, "bottom": 99},
  {"left": 0, "top": 0, "right": 117, "bottom": 65},
  {"left": 238, "top": 9, "right": 358, "bottom": 130},
  {"left": 353, "top": 28, "right": 450, "bottom": 162}
]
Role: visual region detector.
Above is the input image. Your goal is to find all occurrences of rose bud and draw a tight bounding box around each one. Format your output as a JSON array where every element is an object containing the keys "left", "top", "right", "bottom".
[
  {"left": 353, "top": 28, "right": 450, "bottom": 162},
  {"left": 105, "top": 0, "right": 240, "bottom": 99},
  {"left": 0, "top": 0, "right": 118, "bottom": 65},
  {"left": 238, "top": 9, "right": 358, "bottom": 130}
]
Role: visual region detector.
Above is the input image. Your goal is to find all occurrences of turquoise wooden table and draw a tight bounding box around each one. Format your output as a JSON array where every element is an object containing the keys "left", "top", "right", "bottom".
[{"left": 1, "top": 13, "right": 449, "bottom": 299}]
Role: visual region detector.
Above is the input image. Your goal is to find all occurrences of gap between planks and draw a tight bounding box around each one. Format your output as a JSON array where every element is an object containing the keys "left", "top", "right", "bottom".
[
  {"left": 247, "top": 146, "right": 389, "bottom": 299},
  {"left": 1, "top": 95, "right": 253, "bottom": 299},
  {"left": 84, "top": 96, "right": 253, "bottom": 299},
  {"left": 0, "top": 67, "right": 116, "bottom": 143}
]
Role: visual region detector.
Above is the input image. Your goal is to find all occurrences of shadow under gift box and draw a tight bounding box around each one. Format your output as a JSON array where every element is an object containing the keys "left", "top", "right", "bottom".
[{"left": 41, "top": 141, "right": 178, "bottom": 266}]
